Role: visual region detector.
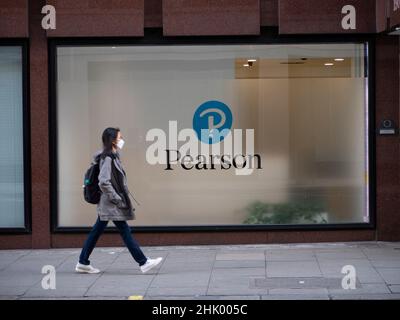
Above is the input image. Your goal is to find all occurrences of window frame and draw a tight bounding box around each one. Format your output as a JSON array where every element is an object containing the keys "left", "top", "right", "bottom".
[
  {"left": 49, "top": 27, "right": 376, "bottom": 233},
  {"left": 0, "top": 39, "right": 31, "bottom": 234}
]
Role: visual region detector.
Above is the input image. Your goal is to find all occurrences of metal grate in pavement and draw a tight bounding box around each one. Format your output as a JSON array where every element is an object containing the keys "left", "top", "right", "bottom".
[{"left": 250, "top": 277, "right": 362, "bottom": 289}]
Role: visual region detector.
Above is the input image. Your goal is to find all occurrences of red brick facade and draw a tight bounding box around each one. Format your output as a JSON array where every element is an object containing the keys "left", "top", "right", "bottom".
[{"left": 0, "top": 0, "right": 399, "bottom": 248}]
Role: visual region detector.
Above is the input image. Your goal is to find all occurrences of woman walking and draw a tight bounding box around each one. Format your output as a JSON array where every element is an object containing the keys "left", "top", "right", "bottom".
[{"left": 76, "top": 127, "right": 162, "bottom": 274}]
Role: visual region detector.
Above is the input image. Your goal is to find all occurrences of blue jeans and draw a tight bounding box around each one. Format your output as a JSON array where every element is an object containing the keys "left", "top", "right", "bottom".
[{"left": 79, "top": 217, "right": 147, "bottom": 266}]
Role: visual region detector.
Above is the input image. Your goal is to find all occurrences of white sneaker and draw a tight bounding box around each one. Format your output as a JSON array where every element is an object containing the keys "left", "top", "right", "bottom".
[
  {"left": 75, "top": 262, "right": 101, "bottom": 274},
  {"left": 140, "top": 257, "right": 163, "bottom": 273}
]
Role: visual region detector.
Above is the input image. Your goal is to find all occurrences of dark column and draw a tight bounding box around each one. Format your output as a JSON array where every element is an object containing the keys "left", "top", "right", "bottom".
[
  {"left": 376, "top": 35, "right": 400, "bottom": 241},
  {"left": 29, "top": 0, "right": 51, "bottom": 248}
]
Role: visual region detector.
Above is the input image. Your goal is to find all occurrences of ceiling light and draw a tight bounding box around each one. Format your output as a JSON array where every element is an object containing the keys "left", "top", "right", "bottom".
[
  {"left": 247, "top": 59, "right": 257, "bottom": 62},
  {"left": 324, "top": 63, "right": 334, "bottom": 66},
  {"left": 334, "top": 58, "right": 344, "bottom": 61},
  {"left": 243, "top": 63, "right": 250, "bottom": 67}
]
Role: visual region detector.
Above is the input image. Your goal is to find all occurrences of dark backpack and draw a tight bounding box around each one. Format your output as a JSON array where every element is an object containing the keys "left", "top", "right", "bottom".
[
  {"left": 83, "top": 154, "right": 103, "bottom": 204},
  {"left": 83, "top": 152, "right": 140, "bottom": 206}
]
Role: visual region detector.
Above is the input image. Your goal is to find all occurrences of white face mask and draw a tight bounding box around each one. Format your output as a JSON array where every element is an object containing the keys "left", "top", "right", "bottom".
[{"left": 116, "top": 138, "right": 125, "bottom": 150}]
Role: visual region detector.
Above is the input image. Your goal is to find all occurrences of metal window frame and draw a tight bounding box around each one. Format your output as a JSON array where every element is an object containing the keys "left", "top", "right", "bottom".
[
  {"left": 49, "top": 27, "right": 376, "bottom": 233},
  {"left": 0, "top": 39, "right": 32, "bottom": 234}
]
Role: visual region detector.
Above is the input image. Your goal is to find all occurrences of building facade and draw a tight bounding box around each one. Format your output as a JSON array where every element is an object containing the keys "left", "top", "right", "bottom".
[{"left": 0, "top": 0, "right": 399, "bottom": 249}]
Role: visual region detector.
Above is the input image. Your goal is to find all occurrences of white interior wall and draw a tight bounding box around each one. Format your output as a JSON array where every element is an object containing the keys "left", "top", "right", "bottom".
[{"left": 56, "top": 45, "right": 368, "bottom": 226}]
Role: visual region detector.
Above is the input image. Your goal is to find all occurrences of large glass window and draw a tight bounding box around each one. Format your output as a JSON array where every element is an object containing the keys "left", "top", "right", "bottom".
[
  {"left": 56, "top": 43, "right": 370, "bottom": 228},
  {"left": 0, "top": 46, "right": 25, "bottom": 228}
]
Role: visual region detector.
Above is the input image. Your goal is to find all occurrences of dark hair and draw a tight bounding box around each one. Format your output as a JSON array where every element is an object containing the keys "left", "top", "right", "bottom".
[{"left": 101, "top": 127, "right": 120, "bottom": 158}]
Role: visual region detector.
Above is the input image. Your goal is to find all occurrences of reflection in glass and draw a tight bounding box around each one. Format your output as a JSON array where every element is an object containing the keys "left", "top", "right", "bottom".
[{"left": 0, "top": 47, "right": 24, "bottom": 228}]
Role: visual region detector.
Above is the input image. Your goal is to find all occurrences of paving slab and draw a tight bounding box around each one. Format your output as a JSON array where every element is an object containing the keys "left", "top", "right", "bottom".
[
  {"left": 327, "top": 283, "right": 391, "bottom": 295},
  {"left": 266, "top": 249, "right": 315, "bottom": 261},
  {"left": 85, "top": 274, "right": 154, "bottom": 297},
  {"left": 214, "top": 260, "right": 265, "bottom": 268},
  {"left": 376, "top": 268, "right": 400, "bottom": 285},
  {"left": 146, "top": 286, "right": 208, "bottom": 297},
  {"left": 151, "top": 271, "right": 211, "bottom": 288},
  {"left": 266, "top": 261, "right": 322, "bottom": 278},
  {"left": 22, "top": 286, "right": 88, "bottom": 298},
  {"left": 252, "top": 277, "right": 351, "bottom": 289},
  {"left": 216, "top": 253, "right": 265, "bottom": 261}
]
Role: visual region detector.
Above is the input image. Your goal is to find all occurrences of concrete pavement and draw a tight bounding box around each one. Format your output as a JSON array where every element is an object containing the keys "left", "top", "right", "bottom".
[{"left": 1, "top": 242, "right": 400, "bottom": 300}]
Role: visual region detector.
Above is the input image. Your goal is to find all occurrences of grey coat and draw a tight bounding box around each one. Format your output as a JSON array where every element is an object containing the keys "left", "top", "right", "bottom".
[{"left": 92, "top": 149, "right": 136, "bottom": 221}]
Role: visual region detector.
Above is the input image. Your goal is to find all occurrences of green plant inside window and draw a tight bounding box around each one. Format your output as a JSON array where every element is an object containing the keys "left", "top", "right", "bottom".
[{"left": 243, "top": 200, "right": 328, "bottom": 225}]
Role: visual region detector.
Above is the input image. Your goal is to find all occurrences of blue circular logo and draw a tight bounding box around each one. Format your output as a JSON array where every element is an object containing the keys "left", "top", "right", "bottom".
[{"left": 193, "top": 100, "right": 233, "bottom": 144}]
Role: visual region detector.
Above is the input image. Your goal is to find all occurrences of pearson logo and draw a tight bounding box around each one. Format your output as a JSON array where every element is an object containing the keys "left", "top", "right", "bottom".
[
  {"left": 146, "top": 101, "right": 262, "bottom": 175},
  {"left": 193, "top": 100, "right": 232, "bottom": 144}
]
